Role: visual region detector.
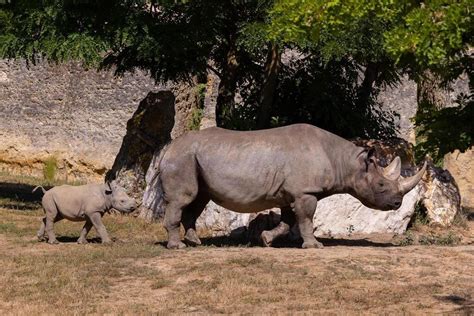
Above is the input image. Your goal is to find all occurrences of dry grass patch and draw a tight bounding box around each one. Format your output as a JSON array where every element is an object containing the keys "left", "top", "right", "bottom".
[{"left": 0, "top": 175, "right": 473, "bottom": 314}]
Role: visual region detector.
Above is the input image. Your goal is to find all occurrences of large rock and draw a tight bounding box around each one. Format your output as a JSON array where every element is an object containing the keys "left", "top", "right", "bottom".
[
  {"left": 106, "top": 91, "right": 175, "bottom": 219},
  {"left": 196, "top": 201, "right": 252, "bottom": 237},
  {"left": 444, "top": 148, "right": 474, "bottom": 209},
  {"left": 418, "top": 160, "right": 461, "bottom": 226},
  {"left": 313, "top": 187, "right": 421, "bottom": 237}
]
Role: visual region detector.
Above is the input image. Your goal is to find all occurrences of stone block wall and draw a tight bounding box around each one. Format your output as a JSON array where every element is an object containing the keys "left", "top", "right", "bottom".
[{"left": 0, "top": 59, "right": 162, "bottom": 181}]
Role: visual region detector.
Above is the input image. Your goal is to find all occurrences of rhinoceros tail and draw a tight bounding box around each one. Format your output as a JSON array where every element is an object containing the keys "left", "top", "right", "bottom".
[{"left": 32, "top": 186, "right": 47, "bottom": 194}]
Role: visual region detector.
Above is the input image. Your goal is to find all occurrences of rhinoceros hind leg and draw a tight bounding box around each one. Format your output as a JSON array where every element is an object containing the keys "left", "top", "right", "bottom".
[
  {"left": 184, "top": 230, "right": 201, "bottom": 246},
  {"left": 43, "top": 199, "right": 60, "bottom": 244},
  {"left": 261, "top": 222, "right": 290, "bottom": 247},
  {"left": 182, "top": 193, "right": 209, "bottom": 247},
  {"left": 37, "top": 217, "right": 47, "bottom": 242},
  {"left": 164, "top": 201, "right": 191, "bottom": 249},
  {"left": 294, "top": 195, "right": 323, "bottom": 249},
  {"left": 260, "top": 207, "right": 295, "bottom": 247}
]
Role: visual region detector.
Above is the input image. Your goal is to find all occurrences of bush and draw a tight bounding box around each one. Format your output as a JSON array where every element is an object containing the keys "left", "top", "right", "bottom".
[{"left": 43, "top": 156, "right": 57, "bottom": 183}]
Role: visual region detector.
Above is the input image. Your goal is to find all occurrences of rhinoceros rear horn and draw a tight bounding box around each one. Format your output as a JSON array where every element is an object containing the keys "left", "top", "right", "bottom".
[
  {"left": 399, "top": 161, "right": 427, "bottom": 194},
  {"left": 383, "top": 156, "right": 401, "bottom": 181}
]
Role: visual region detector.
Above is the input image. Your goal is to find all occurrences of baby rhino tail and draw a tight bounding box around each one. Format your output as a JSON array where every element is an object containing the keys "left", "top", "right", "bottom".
[{"left": 32, "top": 186, "right": 47, "bottom": 194}]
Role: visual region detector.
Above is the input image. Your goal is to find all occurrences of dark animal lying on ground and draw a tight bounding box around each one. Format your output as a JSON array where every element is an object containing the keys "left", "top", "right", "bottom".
[
  {"left": 156, "top": 124, "right": 426, "bottom": 249},
  {"left": 33, "top": 181, "right": 137, "bottom": 244}
]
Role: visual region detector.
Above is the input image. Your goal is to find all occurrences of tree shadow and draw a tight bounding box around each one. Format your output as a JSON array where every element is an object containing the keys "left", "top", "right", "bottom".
[
  {"left": 55, "top": 236, "right": 102, "bottom": 244},
  {"left": 0, "top": 182, "right": 48, "bottom": 210},
  {"left": 271, "top": 236, "right": 395, "bottom": 248},
  {"left": 435, "top": 295, "right": 474, "bottom": 314},
  {"left": 157, "top": 235, "right": 396, "bottom": 249}
]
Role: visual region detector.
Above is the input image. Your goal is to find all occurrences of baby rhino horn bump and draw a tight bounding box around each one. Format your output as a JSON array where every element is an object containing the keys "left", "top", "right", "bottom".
[
  {"left": 399, "top": 161, "right": 427, "bottom": 194},
  {"left": 383, "top": 156, "right": 401, "bottom": 181}
]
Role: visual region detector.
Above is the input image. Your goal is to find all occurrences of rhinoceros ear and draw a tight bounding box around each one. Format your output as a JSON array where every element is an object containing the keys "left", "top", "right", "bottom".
[{"left": 357, "top": 147, "right": 377, "bottom": 172}]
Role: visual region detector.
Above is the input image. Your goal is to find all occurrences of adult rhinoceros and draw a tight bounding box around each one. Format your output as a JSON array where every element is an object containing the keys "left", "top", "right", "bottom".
[{"left": 156, "top": 124, "right": 426, "bottom": 249}]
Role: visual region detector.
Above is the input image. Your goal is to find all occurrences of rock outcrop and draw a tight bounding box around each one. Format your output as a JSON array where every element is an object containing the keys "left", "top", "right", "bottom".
[
  {"left": 444, "top": 148, "right": 474, "bottom": 209},
  {"left": 418, "top": 160, "right": 462, "bottom": 226},
  {"left": 106, "top": 91, "right": 175, "bottom": 218}
]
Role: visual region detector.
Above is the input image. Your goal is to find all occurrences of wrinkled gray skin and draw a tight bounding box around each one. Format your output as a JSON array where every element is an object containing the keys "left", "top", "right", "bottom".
[
  {"left": 33, "top": 180, "right": 137, "bottom": 244},
  {"left": 159, "top": 124, "right": 426, "bottom": 249}
]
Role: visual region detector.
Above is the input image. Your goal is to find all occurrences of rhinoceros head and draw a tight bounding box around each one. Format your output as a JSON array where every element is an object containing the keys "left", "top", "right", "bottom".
[
  {"left": 351, "top": 148, "right": 426, "bottom": 211},
  {"left": 105, "top": 180, "right": 138, "bottom": 213}
]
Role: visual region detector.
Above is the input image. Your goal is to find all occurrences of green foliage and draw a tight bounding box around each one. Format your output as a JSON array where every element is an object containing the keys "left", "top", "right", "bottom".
[
  {"left": 414, "top": 94, "right": 473, "bottom": 164},
  {"left": 187, "top": 107, "right": 204, "bottom": 131},
  {"left": 195, "top": 83, "right": 206, "bottom": 108},
  {"left": 43, "top": 156, "right": 57, "bottom": 183},
  {"left": 384, "top": 1, "right": 473, "bottom": 71},
  {"left": 1, "top": 0, "right": 471, "bottom": 157},
  {"left": 398, "top": 231, "right": 415, "bottom": 246},
  {"left": 418, "top": 231, "right": 461, "bottom": 246}
]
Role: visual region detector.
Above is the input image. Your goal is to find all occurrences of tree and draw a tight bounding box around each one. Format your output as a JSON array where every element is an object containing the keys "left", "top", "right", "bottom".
[
  {"left": 266, "top": 0, "right": 473, "bottom": 158},
  {"left": 0, "top": 0, "right": 274, "bottom": 127}
]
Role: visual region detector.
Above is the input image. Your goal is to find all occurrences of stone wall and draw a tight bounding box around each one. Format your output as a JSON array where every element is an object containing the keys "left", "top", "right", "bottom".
[
  {"left": 0, "top": 59, "right": 163, "bottom": 182},
  {"left": 0, "top": 58, "right": 471, "bottom": 211}
]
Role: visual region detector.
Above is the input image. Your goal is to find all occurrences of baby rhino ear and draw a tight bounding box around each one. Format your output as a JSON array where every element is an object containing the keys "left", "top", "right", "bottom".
[{"left": 105, "top": 181, "right": 113, "bottom": 194}]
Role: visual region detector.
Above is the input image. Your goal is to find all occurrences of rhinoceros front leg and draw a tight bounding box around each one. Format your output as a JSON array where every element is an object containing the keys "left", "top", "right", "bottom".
[
  {"left": 261, "top": 207, "right": 295, "bottom": 247},
  {"left": 294, "top": 195, "right": 323, "bottom": 249},
  {"left": 77, "top": 219, "right": 93, "bottom": 244},
  {"left": 89, "top": 213, "right": 112, "bottom": 244}
]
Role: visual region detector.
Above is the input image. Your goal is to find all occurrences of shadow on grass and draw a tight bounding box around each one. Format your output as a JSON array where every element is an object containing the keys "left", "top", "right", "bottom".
[
  {"left": 436, "top": 294, "right": 474, "bottom": 314},
  {"left": 56, "top": 236, "right": 103, "bottom": 244},
  {"left": 0, "top": 182, "right": 49, "bottom": 210},
  {"left": 155, "top": 235, "right": 395, "bottom": 249}
]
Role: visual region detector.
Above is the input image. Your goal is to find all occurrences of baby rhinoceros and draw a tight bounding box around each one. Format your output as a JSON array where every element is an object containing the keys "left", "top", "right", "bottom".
[{"left": 33, "top": 181, "right": 138, "bottom": 244}]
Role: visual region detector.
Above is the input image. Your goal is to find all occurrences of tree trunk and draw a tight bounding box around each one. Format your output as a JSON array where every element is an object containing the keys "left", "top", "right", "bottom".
[
  {"left": 356, "top": 61, "right": 379, "bottom": 109},
  {"left": 200, "top": 69, "right": 220, "bottom": 129},
  {"left": 417, "top": 70, "right": 449, "bottom": 111},
  {"left": 256, "top": 42, "right": 281, "bottom": 129},
  {"left": 215, "top": 36, "right": 239, "bottom": 127}
]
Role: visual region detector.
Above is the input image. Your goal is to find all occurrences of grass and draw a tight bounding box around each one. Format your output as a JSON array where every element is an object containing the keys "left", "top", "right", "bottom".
[{"left": 0, "top": 175, "right": 473, "bottom": 314}]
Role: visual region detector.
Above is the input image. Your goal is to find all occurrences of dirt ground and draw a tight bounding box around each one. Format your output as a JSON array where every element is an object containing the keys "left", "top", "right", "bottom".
[{"left": 0, "top": 177, "right": 473, "bottom": 314}]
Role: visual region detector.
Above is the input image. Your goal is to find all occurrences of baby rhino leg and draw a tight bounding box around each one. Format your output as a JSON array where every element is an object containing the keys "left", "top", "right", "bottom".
[
  {"left": 89, "top": 213, "right": 112, "bottom": 244},
  {"left": 42, "top": 195, "right": 60, "bottom": 244},
  {"left": 77, "top": 219, "right": 93, "bottom": 244}
]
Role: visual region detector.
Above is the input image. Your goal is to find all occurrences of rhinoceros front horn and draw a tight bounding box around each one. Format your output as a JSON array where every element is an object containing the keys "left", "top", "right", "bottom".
[
  {"left": 399, "top": 161, "right": 427, "bottom": 194},
  {"left": 383, "top": 156, "right": 401, "bottom": 181}
]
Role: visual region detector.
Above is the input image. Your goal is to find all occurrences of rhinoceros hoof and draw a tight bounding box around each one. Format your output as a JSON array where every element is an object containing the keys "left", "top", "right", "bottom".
[
  {"left": 47, "top": 239, "right": 59, "bottom": 245},
  {"left": 184, "top": 232, "right": 201, "bottom": 247},
  {"left": 167, "top": 240, "right": 187, "bottom": 249},
  {"left": 77, "top": 239, "right": 88, "bottom": 244},
  {"left": 260, "top": 231, "right": 273, "bottom": 247},
  {"left": 302, "top": 241, "right": 324, "bottom": 249},
  {"left": 37, "top": 236, "right": 46, "bottom": 242},
  {"left": 101, "top": 239, "right": 113, "bottom": 245}
]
